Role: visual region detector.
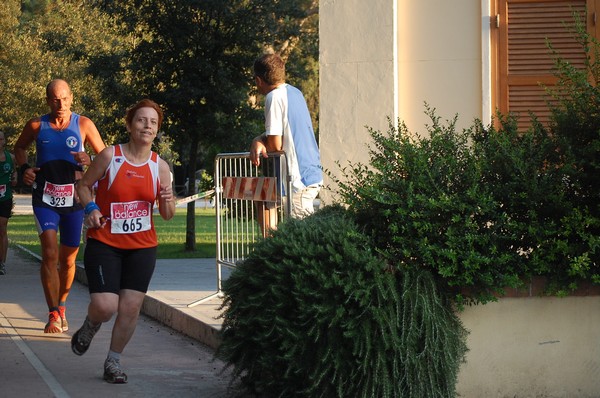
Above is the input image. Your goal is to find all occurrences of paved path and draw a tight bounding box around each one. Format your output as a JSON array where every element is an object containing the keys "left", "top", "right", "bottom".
[
  {"left": 0, "top": 247, "right": 249, "bottom": 397},
  {"left": 11, "top": 194, "right": 226, "bottom": 348},
  {"left": 1, "top": 195, "right": 247, "bottom": 397}
]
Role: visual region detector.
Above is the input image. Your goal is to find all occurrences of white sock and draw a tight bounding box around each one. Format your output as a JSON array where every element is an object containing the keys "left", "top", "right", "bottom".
[{"left": 107, "top": 350, "right": 121, "bottom": 362}]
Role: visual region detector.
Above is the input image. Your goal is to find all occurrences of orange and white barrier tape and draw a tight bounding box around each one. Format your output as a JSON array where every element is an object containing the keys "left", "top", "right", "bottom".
[{"left": 221, "top": 176, "right": 278, "bottom": 202}]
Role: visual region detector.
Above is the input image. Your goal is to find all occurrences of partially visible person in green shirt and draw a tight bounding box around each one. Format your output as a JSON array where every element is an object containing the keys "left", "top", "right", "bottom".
[{"left": 0, "top": 130, "right": 17, "bottom": 275}]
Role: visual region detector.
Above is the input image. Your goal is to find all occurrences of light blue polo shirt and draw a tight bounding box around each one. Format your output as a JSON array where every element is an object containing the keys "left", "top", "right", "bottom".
[{"left": 264, "top": 83, "right": 322, "bottom": 191}]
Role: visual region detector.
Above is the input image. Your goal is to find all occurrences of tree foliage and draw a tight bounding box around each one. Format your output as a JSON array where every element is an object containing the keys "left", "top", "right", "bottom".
[
  {"left": 96, "top": 0, "right": 319, "bottom": 250},
  {"left": 0, "top": 0, "right": 319, "bottom": 251},
  {"left": 0, "top": 0, "right": 48, "bottom": 143},
  {"left": 0, "top": 0, "right": 130, "bottom": 149}
]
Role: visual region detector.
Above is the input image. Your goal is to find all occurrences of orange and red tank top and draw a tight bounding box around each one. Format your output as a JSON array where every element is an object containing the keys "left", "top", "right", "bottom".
[{"left": 87, "top": 144, "right": 161, "bottom": 249}]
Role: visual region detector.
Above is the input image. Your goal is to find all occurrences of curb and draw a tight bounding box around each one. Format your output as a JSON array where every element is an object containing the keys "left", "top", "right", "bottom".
[
  {"left": 13, "top": 244, "right": 221, "bottom": 350},
  {"left": 140, "top": 295, "right": 221, "bottom": 350}
]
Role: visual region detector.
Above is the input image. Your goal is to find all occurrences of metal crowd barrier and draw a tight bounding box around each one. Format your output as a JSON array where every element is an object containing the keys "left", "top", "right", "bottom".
[{"left": 187, "top": 151, "right": 291, "bottom": 307}]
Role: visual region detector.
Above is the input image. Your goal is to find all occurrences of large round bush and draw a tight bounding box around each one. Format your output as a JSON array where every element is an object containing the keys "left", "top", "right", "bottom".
[{"left": 217, "top": 206, "right": 468, "bottom": 397}]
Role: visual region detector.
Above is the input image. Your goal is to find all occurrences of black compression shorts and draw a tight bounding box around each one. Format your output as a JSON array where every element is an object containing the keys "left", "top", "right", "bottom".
[{"left": 83, "top": 238, "right": 157, "bottom": 294}]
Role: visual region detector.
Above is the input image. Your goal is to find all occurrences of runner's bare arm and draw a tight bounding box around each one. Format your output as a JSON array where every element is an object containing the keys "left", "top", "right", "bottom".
[
  {"left": 14, "top": 118, "right": 41, "bottom": 185},
  {"left": 76, "top": 147, "right": 112, "bottom": 228}
]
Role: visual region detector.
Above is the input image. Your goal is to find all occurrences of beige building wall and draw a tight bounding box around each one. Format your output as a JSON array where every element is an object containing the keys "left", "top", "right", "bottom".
[
  {"left": 319, "top": 0, "right": 396, "bottom": 203},
  {"left": 320, "top": 0, "right": 490, "bottom": 204},
  {"left": 458, "top": 296, "right": 600, "bottom": 397},
  {"left": 319, "top": 1, "right": 600, "bottom": 396}
]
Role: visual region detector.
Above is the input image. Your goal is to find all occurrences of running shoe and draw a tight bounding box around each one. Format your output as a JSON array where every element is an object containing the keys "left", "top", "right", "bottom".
[
  {"left": 44, "top": 310, "right": 62, "bottom": 333},
  {"left": 58, "top": 306, "right": 68, "bottom": 331},
  {"left": 0, "top": 262, "right": 5, "bottom": 275},
  {"left": 104, "top": 357, "right": 128, "bottom": 384},
  {"left": 71, "top": 316, "right": 101, "bottom": 355}
]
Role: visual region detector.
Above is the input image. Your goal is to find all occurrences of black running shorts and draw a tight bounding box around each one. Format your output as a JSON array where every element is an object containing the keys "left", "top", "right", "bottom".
[{"left": 83, "top": 238, "right": 157, "bottom": 294}]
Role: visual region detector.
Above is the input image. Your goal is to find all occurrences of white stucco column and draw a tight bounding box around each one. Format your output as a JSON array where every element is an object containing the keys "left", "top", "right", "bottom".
[{"left": 319, "top": 0, "right": 396, "bottom": 204}]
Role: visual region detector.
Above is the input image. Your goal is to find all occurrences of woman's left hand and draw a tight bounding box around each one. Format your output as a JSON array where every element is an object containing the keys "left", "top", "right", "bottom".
[{"left": 160, "top": 184, "right": 174, "bottom": 203}]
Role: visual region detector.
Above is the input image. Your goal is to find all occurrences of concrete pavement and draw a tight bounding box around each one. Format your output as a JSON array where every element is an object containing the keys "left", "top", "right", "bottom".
[
  {"left": 0, "top": 194, "right": 244, "bottom": 397},
  {"left": 0, "top": 247, "right": 247, "bottom": 397},
  {"left": 12, "top": 194, "right": 226, "bottom": 350}
]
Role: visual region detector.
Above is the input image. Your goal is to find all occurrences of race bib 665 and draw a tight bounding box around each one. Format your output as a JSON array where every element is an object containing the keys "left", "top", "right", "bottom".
[{"left": 110, "top": 200, "right": 152, "bottom": 234}]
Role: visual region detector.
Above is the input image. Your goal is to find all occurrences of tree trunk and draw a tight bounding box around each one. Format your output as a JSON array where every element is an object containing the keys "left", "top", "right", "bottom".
[{"left": 185, "top": 134, "right": 200, "bottom": 251}]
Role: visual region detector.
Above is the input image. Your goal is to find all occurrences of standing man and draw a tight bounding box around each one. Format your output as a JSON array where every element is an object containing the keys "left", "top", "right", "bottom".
[
  {"left": 249, "top": 53, "right": 322, "bottom": 232},
  {"left": 0, "top": 131, "right": 17, "bottom": 275},
  {"left": 14, "top": 79, "right": 105, "bottom": 333}
]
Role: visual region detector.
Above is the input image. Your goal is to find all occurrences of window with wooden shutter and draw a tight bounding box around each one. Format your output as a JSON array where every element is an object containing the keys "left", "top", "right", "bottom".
[{"left": 493, "top": 0, "right": 591, "bottom": 131}]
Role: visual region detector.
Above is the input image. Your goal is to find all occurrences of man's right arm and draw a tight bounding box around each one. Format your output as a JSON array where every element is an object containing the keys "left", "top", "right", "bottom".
[
  {"left": 14, "top": 119, "right": 39, "bottom": 165},
  {"left": 14, "top": 118, "right": 40, "bottom": 185},
  {"left": 249, "top": 134, "right": 282, "bottom": 166}
]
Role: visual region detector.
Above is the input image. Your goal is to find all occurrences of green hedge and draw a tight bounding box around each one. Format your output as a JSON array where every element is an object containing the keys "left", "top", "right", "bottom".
[
  {"left": 334, "top": 105, "right": 599, "bottom": 305},
  {"left": 334, "top": 24, "right": 600, "bottom": 305},
  {"left": 217, "top": 206, "right": 467, "bottom": 397}
]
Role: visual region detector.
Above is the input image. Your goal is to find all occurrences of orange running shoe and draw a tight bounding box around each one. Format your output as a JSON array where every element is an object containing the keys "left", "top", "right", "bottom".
[
  {"left": 44, "top": 310, "right": 62, "bottom": 333},
  {"left": 59, "top": 306, "right": 68, "bottom": 332}
]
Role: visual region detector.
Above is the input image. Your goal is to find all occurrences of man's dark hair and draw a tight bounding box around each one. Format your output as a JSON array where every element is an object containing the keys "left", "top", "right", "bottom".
[{"left": 253, "top": 53, "right": 286, "bottom": 85}]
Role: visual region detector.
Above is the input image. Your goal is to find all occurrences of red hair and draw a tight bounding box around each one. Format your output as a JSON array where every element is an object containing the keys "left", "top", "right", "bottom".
[{"left": 125, "top": 99, "right": 164, "bottom": 130}]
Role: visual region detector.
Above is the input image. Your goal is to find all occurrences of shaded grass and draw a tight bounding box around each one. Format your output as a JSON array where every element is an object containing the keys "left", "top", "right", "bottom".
[
  {"left": 9, "top": 208, "right": 217, "bottom": 260},
  {"left": 154, "top": 208, "right": 217, "bottom": 258}
]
